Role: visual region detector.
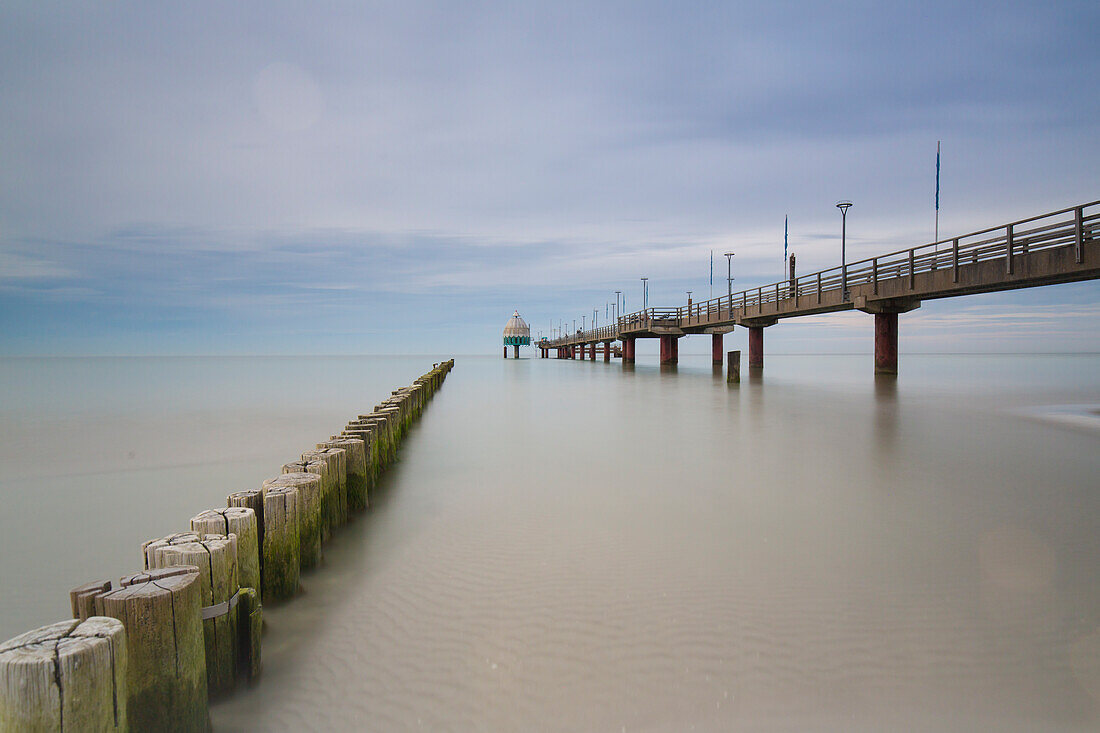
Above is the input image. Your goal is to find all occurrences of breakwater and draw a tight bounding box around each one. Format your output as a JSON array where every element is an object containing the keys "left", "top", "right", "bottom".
[{"left": 0, "top": 360, "right": 454, "bottom": 731}]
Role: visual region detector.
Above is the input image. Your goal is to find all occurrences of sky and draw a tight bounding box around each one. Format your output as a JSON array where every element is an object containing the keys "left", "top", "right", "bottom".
[{"left": 1, "top": 1, "right": 1098, "bottom": 355}]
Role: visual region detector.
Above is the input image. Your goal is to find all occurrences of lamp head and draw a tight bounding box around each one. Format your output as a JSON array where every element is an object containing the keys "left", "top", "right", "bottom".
[{"left": 836, "top": 200, "right": 853, "bottom": 213}]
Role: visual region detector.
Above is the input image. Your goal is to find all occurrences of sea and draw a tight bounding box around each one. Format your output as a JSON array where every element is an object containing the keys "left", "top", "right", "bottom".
[{"left": 2, "top": 353, "right": 1099, "bottom": 731}]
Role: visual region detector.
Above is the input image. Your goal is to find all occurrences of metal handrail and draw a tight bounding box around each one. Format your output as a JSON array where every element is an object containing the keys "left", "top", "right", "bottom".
[{"left": 542, "top": 201, "right": 1097, "bottom": 347}]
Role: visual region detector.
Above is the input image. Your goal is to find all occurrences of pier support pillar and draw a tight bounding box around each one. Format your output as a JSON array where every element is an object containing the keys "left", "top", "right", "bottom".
[
  {"left": 711, "top": 334, "right": 724, "bottom": 365},
  {"left": 622, "top": 338, "right": 636, "bottom": 363},
  {"left": 659, "top": 335, "right": 679, "bottom": 365},
  {"left": 748, "top": 327, "right": 764, "bottom": 371},
  {"left": 603, "top": 342, "right": 610, "bottom": 361},
  {"left": 874, "top": 313, "right": 898, "bottom": 375},
  {"left": 856, "top": 297, "right": 920, "bottom": 376}
]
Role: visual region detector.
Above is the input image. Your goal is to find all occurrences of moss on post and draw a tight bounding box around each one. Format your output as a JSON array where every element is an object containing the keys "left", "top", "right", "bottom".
[
  {"left": 99, "top": 567, "right": 208, "bottom": 732},
  {"left": 319, "top": 438, "right": 367, "bottom": 511},
  {"left": 236, "top": 587, "right": 262, "bottom": 682},
  {"left": 263, "top": 473, "right": 321, "bottom": 568},
  {"left": 149, "top": 534, "right": 240, "bottom": 698},
  {"left": 283, "top": 458, "right": 330, "bottom": 540},
  {"left": 302, "top": 447, "right": 347, "bottom": 529},
  {"left": 262, "top": 486, "right": 300, "bottom": 601}
]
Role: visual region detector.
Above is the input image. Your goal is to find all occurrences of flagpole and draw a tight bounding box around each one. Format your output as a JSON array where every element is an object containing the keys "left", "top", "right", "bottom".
[
  {"left": 710, "top": 250, "right": 713, "bottom": 299},
  {"left": 784, "top": 215, "right": 788, "bottom": 280},
  {"left": 935, "top": 140, "right": 941, "bottom": 251}
]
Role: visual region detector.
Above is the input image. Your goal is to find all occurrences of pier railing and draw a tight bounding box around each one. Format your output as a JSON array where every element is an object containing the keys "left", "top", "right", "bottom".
[{"left": 548, "top": 199, "right": 1099, "bottom": 346}]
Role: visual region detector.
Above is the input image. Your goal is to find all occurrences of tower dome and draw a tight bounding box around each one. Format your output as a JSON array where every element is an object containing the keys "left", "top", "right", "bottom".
[
  {"left": 502, "top": 310, "right": 530, "bottom": 357},
  {"left": 503, "top": 311, "right": 530, "bottom": 344}
]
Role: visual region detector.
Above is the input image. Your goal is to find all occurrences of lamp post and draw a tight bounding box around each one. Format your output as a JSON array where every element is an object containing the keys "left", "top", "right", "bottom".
[
  {"left": 614, "top": 290, "right": 621, "bottom": 322},
  {"left": 837, "top": 200, "right": 852, "bottom": 301},
  {"left": 723, "top": 252, "right": 735, "bottom": 312},
  {"left": 640, "top": 277, "right": 648, "bottom": 310}
]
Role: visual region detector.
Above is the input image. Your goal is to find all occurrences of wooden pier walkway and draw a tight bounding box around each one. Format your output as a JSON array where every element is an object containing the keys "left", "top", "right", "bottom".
[{"left": 539, "top": 200, "right": 1100, "bottom": 374}]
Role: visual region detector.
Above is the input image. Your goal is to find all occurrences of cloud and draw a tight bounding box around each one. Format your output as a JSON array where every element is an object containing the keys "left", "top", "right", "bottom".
[{"left": 0, "top": 1, "right": 1097, "bottom": 353}]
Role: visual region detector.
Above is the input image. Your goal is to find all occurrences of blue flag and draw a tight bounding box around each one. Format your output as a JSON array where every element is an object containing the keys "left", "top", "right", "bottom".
[
  {"left": 784, "top": 215, "right": 788, "bottom": 263},
  {"left": 936, "top": 142, "right": 940, "bottom": 212}
]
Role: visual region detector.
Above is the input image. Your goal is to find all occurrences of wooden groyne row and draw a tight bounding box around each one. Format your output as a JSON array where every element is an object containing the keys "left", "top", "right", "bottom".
[{"left": 0, "top": 360, "right": 455, "bottom": 732}]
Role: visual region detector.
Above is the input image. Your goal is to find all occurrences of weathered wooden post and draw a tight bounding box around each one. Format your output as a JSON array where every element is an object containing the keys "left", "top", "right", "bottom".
[
  {"left": 727, "top": 350, "right": 741, "bottom": 384},
  {"left": 303, "top": 447, "right": 347, "bottom": 528},
  {"left": 70, "top": 579, "right": 112, "bottom": 621},
  {"left": 263, "top": 472, "right": 322, "bottom": 568},
  {"left": 149, "top": 534, "right": 239, "bottom": 697},
  {"left": 0, "top": 616, "right": 128, "bottom": 732},
  {"left": 337, "top": 429, "right": 376, "bottom": 498},
  {"left": 98, "top": 566, "right": 208, "bottom": 731},
  {"left": 320, "top": 438, "right": 368, "bottom": 511},
  {"left": 191, "top": 507, "right": 261, "bottom": 603},
  {"left": 283, "top": 457, "right": 330, "bottom": 539},
  {"left": 237, "top": 586, "right": 262, "bottom": 681},
  {"left": 228, "top": 488, "right": 265, "bottom": 560},
  {"left": 141, "top": 532, "right": 200, "bottom": 570},
  {"left": 262, "top": 486, "right": 300, "bottom": 601}
]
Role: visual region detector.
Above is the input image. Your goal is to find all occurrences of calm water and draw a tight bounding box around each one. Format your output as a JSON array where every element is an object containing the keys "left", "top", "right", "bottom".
[{"left": 2, "top": 353, "right": 1100, "bottom": 731}]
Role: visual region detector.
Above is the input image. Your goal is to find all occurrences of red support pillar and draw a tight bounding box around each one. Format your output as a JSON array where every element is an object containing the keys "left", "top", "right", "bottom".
[
  {"left": 748, "top": 326, "right": 764, "bottom": 371},
  {"left": 503, "top": 346, "right": 508, "bottom": 359},
  {"left": 874, "top": 312, "right": 899, "bottom": 375},
  {"left": 711, "top": 333, "right": 724, "bottom": 365},
  {"left": 659, "top": 335, "right": 679, "bottom": 365},
  {"left": 622, "top": 338, "right": 636, "bottom": 363},
  {"left": 588, "top": 343, "right": 596, "bottom": 360},
  {"left": 603, "top": 342, "right": 610, "bottom": 361}
]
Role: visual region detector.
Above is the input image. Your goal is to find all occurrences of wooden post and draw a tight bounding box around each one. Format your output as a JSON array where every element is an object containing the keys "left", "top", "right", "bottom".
[
  {"left": 304, "top": 447, "right": 347, "bottom": 528},
  {"left": 262, "top": 486, "right": 300, "bottom": 601},
  {"left": 1006, "top": 223, "right": 1014, "bottom": 274},
  {"left": 149, "top": 534, "right": 240, "bottom": 697},
  {"left": 727, "top": 350, "right": 741, "bottom": 383},
  {"left": 264, "top": 473, "right": 322, "bottom": 568},
  {"left": 228, "top": 489, "right": 265, "bottom": 576},
  {"left": 952, "top": 238, "right": 959, "bottom": 282},
  {"left": 319, "top": 438, "right": 368, "bottom": 511},
  {"left": 142, "top": 532, "right": 200, "bottom": 570},
  {"left": 98, "top": 567, "right": 208, "bottom": 731},
  {"left": 236, "top": 587, "right": 262, "bottom": 681},
  {"left": 70, "top": 580, "right": 112, "bottom": 621},
  {"left": 191, "top": 507, "right": 261, "bottom": 603},
  {"left": 341, "top": 426, "right": 378, "bottom": 489},
  {"left": 0, "top": 617, "right": 128, "bottom": 732},
  {"left": 283, "top": 458, "right": 330, "bottom": 540}
]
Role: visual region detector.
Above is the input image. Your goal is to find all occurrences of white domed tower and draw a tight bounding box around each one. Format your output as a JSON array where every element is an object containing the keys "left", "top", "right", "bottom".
[{"left": 502, "top": 310, "right": 530, "bottom": 358}]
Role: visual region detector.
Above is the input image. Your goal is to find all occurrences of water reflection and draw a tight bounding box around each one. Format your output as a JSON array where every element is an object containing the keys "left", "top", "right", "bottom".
[{"left": 873, "top": 374, "right": 899, "bottom": 454}]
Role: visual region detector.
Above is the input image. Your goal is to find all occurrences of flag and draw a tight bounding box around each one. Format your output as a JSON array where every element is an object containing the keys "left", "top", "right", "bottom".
[
  {"left": 935, "top": 141, "right": 941, "bottom": 213},
  {"left": 784, "top": 215, "right": 788, "bottom": 263}
]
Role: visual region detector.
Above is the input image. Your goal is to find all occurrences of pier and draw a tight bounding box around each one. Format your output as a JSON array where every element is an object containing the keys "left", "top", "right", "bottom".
[{"left": 540, "top": 201, "right": 1100, "bottom": 374}]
